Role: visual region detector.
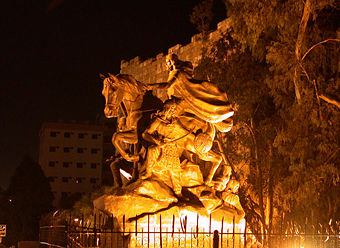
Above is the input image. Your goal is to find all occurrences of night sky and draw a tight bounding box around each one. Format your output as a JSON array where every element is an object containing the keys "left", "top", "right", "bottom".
[{"left": 1, "top": 0, "right": 226, "bottom": 189}]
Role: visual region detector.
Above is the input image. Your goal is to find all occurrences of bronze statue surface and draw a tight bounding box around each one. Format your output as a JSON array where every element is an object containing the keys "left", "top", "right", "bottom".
[
  {"left": 102, "top": 73, "right": 149, "bottom": 162},
  {"left": 97, "top": 54, "right": 244, "bottom": 242}
]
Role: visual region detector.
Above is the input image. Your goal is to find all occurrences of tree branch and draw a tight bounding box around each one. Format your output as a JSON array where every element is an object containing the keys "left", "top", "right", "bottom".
[
  {"left": 319, "top": 95, "right": 340, "bottom": 109},
  {"left": 323, "top": 148, "right": 340, "bottom": 166},
  {"left": 302, "top": 39, "right": 340, "bottom": 61}
]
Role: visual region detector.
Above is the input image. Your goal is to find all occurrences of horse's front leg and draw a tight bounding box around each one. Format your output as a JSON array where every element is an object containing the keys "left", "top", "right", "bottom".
[{"left": 112, "top": 130, "right": 139, "bottom": 162}]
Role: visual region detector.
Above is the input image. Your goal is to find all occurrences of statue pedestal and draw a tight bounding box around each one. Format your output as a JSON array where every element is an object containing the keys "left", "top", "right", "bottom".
[{"left": 94, "top": 175, "right": 245, "bottom": 247}]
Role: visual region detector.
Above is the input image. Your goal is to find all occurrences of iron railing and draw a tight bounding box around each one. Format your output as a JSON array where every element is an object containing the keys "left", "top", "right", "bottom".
[{"left": 40, "top": 213, "right": 340, "bottom": 248}]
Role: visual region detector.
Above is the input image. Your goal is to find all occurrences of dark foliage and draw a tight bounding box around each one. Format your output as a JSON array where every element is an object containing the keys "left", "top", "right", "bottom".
[
  {"left": 2, "top": 155, "right": 54, "bottom": 245},
  {"left": 193, "top": 0, "right": 339, "bottom": 241}
]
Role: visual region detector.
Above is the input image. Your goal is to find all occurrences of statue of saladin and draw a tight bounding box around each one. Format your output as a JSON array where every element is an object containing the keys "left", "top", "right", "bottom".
[{"left": 96, "top": 54, "right": 244, "bottom": 236}]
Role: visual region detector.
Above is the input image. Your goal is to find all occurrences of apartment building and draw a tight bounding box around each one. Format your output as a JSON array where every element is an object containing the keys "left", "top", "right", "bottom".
[{"left": 39, "top": 121, "right": 107, "bottom": 206}]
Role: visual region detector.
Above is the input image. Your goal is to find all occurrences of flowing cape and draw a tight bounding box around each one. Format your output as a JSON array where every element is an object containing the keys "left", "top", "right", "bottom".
[{"left": 168, "top": 70, "right": 234, "bottom": 125}]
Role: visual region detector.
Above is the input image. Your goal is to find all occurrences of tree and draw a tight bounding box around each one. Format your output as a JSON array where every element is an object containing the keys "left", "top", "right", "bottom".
[
  {"left": 190, "top": 0, "right": 214, "bottom": 33},
  {"left": 195, "top": 30, "right": 282, "bottom": 241},
  {"left": 4, "top": 155, "right": 54, "bottom": 245},
  {"left": 194, "top": 0, "right": 339, "bottom": 243},
  {"left": 223, "top": 0, "right": 339, "bottom": 227}
]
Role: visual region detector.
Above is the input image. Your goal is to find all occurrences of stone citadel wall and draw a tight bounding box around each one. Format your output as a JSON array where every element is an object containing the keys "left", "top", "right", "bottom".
[{"left": 120, "top": 19, "right": 230, "bottom": 83}]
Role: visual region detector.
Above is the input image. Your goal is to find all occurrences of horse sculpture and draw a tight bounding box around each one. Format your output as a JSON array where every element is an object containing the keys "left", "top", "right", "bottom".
[
  {"left": 102, "top": 73, "right": 149, "bottom": 162},
  {"left": 102, "top": 54, "right": 234, "bottom": 187}
]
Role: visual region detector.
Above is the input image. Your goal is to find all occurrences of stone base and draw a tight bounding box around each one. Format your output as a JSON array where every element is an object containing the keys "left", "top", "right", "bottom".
[{"left": 93, "top": 178, "right": 245, "bottom": 233}]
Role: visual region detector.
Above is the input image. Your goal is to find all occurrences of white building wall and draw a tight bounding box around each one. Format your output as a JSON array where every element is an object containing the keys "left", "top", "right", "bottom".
[{"left": 39, "top": 122, "right": 105, "bottom": 206}]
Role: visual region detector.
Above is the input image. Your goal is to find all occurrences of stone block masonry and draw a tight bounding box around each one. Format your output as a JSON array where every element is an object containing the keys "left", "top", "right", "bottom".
[{"left": 120, "top": 19, "right": 230, "bottom": 83}]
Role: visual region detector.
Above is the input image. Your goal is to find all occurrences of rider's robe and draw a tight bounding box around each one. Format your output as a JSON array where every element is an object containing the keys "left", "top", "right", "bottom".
[{"left": 167, "top": 69, "right": 234, "bottom": 131}]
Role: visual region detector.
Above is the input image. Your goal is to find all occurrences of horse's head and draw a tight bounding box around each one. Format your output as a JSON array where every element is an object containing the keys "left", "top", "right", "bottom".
[{"left": 101, "top": 74, "right": 123, "bottom": 118}]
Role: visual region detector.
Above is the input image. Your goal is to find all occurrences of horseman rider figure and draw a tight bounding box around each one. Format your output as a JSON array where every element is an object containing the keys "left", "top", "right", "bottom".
[{"left": 102, "top": 53, "right": 234, "bottom": 190}]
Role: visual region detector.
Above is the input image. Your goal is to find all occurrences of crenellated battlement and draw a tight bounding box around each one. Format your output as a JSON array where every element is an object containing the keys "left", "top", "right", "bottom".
[{"left": 120, "top": 18, "right": 230, "bottom": 83}]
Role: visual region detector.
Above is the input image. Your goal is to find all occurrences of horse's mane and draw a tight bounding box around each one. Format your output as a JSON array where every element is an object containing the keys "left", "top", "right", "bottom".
[{"left": 110, "top": 74, "right": 148, "bottom": 94}]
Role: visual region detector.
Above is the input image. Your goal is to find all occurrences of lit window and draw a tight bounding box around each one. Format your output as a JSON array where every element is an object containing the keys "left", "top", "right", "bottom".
[
  {"left": 50, "top": 131, "right": 57, "bottom": 137},
  {"left": 64, "top": 132, "right": 71, "bottom": 138},
  {"left": 75, "top": 177, "right": 84, "bottom": 183}
]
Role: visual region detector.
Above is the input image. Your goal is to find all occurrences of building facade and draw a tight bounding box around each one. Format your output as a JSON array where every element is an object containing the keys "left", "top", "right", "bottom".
[{"left": 39, "top": 121, "right": 107, "bottom": 206}]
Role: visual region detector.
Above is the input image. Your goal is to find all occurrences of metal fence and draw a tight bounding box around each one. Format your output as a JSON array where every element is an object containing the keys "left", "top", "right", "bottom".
[
  {"left": 40, "top": 214, "right": 339, "bottom": 248},
  {"left": 40, "top": 225, "right": 67, "bottom": 248}
]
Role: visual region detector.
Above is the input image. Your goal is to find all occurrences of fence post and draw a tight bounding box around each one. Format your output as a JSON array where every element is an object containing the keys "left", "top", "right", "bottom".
[
  {"left": 123, "top": 215, "right": 125, "bottom": 248},
  {"left": 184, "top": 216, "right": 187, "bottom": 247},
  {"left": 196, "top": 213, "right": 199, "bottom": 247},
  {"left": 87, "top": 217, "right": 90, "bottom": 248},
  {"left": 244, "top": 218, "right": 247, "bottom": 248},
  {"left": 232, "top": 216, "right": 235, "bottom": 248},
  {"left": 209, "top": 214, "right": 212, "bottom": 247},
  {"left": 147, "top": 214, "right": 150, "bottom": 248},
  {"left": 213, "top": 230, "right": 219, "bottom": 248},
  {"left": 336, "top": 221, "right": 339, "bottom": 248},
  {"left": 221, "top": 217, "right": 224, "bottom": 248},
  {"left": 99, "top": 214, "right": 102, "bottom": 233},
  {"left": 111, "top": 214, "right": 114, "bottom": 248},
  {"left": 135, "top": 215, "right": 138, "bottom": 237},
  {"left": 94, "top": 214, "right": 97, "bottom": 248},
  {"left": 81, "top": 214, "right": 84, "bottom": 246},
  {"left": 328, "top": 221, "right": 332, "bottom": 248},
  {"left": 160, "top": 214, "right": 162, "bottom": 248},
  {"left": 172, "top": 215, "right": 175, "bottom": 238}
]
